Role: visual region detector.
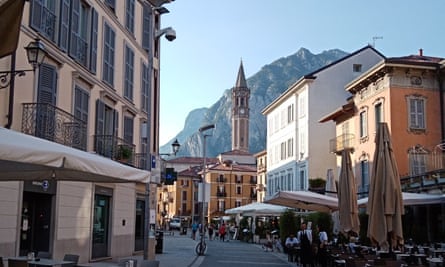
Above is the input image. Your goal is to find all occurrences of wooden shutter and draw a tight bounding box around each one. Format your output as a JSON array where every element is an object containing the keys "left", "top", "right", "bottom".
[
  {"left": 37, "top": 64, "right": 57, "bottom": 104},
  {"left": 69, "top": 0, "right": 80, "bottom": 59},
  {"left": 30, "top": 0, "right": 43, "bottom": 31},
  {"left": 89, "top": 8, "right": 98, "bottom": 73},
  {"left": 58, "top": 0, "right": 70, "bottom": 52}
]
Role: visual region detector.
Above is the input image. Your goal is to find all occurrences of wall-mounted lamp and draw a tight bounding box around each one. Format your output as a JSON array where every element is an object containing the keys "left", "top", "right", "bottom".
[
  {"left": 159, "top": 138, "right": 180, "bottom": 157},
  {"left": 0, "top": 38, "right": 46, "bottom": 89}
]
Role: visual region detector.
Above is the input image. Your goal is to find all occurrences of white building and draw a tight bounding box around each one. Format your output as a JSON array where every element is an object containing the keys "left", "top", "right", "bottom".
[{"left": 262, "top": 46, "right": 384, "bottom": 197}]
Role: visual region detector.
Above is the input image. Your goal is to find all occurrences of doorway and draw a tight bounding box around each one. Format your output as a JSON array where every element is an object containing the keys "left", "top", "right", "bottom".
[
  {"left": 92, "top": 187, "right": 112, "bottom": 259},
  {"left": 19, "top": 191, "right": 53, "bottom": 256},
  {"left": 134, "top": 198, "right": 145, "bottom": 251}
]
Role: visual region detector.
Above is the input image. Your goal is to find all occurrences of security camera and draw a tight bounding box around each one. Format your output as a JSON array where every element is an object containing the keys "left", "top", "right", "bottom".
[{"left": 164, "top": 28, "right": 176, "bottom": 41}]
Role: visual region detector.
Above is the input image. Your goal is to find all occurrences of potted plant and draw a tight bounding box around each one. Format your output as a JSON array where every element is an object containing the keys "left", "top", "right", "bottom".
[{"left": 117, "top": 145, "right": 132, "bottom": 161}]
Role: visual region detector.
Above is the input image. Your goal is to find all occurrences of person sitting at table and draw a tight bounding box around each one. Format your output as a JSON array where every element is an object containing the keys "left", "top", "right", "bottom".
[{"left": 285, "top": 233, "right": 299, "bottom": 262}]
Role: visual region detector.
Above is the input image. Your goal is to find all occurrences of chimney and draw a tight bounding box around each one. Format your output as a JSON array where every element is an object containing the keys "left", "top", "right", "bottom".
[{"left": 419, "top": 48, "right": 423, "bottom": 56}]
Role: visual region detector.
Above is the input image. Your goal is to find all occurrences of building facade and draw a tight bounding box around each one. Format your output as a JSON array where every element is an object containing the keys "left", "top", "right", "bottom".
[
  {"left": 0, "top": 0, "right": 171, "bottom": 262},
  {"left": 261, "top": 46, "right": 385, "bottom": 198},
  {"left": 254, "top": 150, "right": 267, "bottom": 202}
]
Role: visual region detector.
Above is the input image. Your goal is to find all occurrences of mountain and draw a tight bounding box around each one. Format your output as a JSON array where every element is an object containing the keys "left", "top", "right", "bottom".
[{"left": 160, "top": 48, "right": 349, "bottom": 157}]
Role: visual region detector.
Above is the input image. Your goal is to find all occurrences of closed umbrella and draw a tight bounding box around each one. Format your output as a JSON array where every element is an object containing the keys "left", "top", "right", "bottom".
[
  {"left": 325, "top": 169, "right": 340, "bottom": 234},
  {"left": 338, "top": 148, "right": 360, "bottom": 234},
  {"left": 367, "top": 123, "right": 404, "bottom": 250}
]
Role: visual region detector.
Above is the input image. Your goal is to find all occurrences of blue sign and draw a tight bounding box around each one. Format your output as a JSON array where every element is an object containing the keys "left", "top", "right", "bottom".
[{"left": 151, "top": 155, "right": 156, "bottom": 169}]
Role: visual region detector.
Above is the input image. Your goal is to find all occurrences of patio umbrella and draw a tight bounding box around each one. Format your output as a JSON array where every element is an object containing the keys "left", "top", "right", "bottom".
[
  {"left": 367, "top": 123, "right": 404, "bottom": 250},
  {"left": 265, "top": 190, "right": 339, "bottom": 213},
  {"left": 337, "top": 148, "right": 360, "bottom": 234},
  {"left": 326, "top": 169, "right": 341, "bottom": 234},
  {"left": 225, "top": 202, "right": 289, "bottom": 216}
]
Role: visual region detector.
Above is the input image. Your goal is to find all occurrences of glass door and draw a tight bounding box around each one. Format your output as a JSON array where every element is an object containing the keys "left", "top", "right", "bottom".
[{"left": 92, "top": 194, "right": 110, "bottom": 258}]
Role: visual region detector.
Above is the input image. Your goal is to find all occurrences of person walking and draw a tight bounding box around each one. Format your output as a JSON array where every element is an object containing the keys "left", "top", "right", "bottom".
[
  {"left": 297, "top": 223, "right": 313, "bottom": 267},
  {"left": 285, "top": 233, "right": 299, "bottom": 262},
  {"left": 219, "top": 223, "right": 227, "bottom": 242},
  {"left": 317, "top": 225, "right": 328, "bottom": 267},
  {"left": 191, "top": 221, "right": 198, "bottom": 240}
]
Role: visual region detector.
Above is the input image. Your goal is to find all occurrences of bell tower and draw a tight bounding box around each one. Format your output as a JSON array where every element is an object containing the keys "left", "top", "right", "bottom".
[{"left": 231, "top": 60, "right": 250, "bottom": 152}]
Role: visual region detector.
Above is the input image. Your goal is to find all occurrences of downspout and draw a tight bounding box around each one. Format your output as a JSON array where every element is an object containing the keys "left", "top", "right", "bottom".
[{"left": 5, "top": 52, "right": 17, "bottom": 129}]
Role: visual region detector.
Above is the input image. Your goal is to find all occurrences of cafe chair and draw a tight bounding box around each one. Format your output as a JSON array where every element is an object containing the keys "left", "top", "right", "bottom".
[
  {"left": 8, "top": 259, "right": 29, "bottom": 267},
  {"left": 117, "top": 259, "right": 138, "bottom": 267},
  {"left": 37, "top": 251, "right": 52, "bottom": 259},
  {"left": 62, "top": 254, "right": 79, "bottom": 267},
  {"left": 140, "top": 260, "right": 160, "bottom": 267}
]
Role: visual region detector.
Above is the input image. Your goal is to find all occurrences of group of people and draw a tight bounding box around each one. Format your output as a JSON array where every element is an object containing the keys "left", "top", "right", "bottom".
[
  {"left": 190, "top": 221, "right": 230, "bottom": 242},
  {"left": 285, "top": 223, "right": 329, "bottom": 267}
]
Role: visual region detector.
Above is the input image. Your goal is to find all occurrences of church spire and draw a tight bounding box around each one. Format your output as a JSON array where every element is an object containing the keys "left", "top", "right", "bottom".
[{"left": 235, "top": 60, "right": 248, "bottom": 88}]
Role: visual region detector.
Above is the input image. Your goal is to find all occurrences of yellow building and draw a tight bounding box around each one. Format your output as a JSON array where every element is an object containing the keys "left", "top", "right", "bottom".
[{"left": 0, "top": 0, "right": 174, "bottom": 262}]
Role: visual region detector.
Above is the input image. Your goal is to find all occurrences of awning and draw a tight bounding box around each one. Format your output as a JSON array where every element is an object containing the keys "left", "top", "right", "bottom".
[
  {"left": 359, "top": 192, "right": 445, "bottom": 207},
  {"left": 0, "top": 0, "right": 25, "bottom": 58},
  {"left": 264, "top": 190, "right": 339, "bottom": 213},
  {"left": 0, "top": 127, "right": 149, "bottom": 183},
  {"left": 225, "top": 202, "right": 289, "bottom": 216}
]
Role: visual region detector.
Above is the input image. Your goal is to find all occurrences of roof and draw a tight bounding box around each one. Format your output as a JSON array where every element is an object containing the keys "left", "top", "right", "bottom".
[
  {"left": 166, "top": 156, "right": 218, "bottom": 165},
  {"left": 347, "top": 52, "right": 444, "bottom": 94},
  {"left": 319, "top": 101, "right": 355, "bottom": 123},
  {"left": 262, "top": 45, "right": 385, "bottom": 114},
  {"left": 220, "top": 149, "right": 253, "bottom": 156},
  {"left": 208, "top": 162, "right": 257, "bottom": 173},
  {"left": 178, "top": 165, "right": 202, "bottom": 177},
  {"left": 235, "top": 60, "right": 248, "bottom": 88}
]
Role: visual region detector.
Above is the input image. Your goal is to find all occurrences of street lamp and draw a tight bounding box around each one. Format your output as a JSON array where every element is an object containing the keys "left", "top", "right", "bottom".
[
  {"left": 159, "top": 139, "right": 180, "bottom": 157},
  {"left": 144, "top": 0, "right": 176, "bottom": 260},
  {"left": 0, "top": 38, "right": 46, "bottom": 89},
  {"left": 197, "top": 123, "right": 215, "bottom": 255}
]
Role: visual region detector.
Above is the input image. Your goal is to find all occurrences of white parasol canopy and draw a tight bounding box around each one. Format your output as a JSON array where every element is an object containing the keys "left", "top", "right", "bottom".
[
  {"left": 225, "top": 202, "right": 289, "bottom": 216},
  {"left": 0, "top": 127, "right": 149, "bottom": 183},
  {"left": 359, "top": 192, "right": 445, "bottom": 207},
  {"left": 265, "top": 190, "right": 339, "bottom": 213}
]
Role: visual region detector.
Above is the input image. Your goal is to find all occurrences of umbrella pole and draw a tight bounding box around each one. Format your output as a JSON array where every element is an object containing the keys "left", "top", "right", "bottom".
[{"left": 388, "top": 232, "right": 393, "bottom": 256}]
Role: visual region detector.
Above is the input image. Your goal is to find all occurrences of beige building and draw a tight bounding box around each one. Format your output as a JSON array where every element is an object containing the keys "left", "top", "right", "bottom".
[
  {"left": 254, "top": 150, "right": 267, "bottom": 202},
  {"left": 0, "top": 0, "right": 173, "bottom": 263}
]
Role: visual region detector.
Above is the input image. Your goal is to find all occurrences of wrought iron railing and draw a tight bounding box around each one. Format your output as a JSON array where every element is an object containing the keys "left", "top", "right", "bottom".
[
  {"left": 94, "top": 135, "right": 135, "bottom": 165},
  {"left": 329, "top": 133, "right": 355, "bottom": 154},
  {"left": 400, "top": 169, "right": 445, "bottom": 192},
  {"left": 22, "top": 103, "right": 87, "bottom": 151}
]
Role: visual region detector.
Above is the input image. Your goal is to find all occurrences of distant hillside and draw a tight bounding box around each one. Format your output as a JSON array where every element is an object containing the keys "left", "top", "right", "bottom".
[{"left": 160, "top": 48, "right": 349, "bottom": 157}]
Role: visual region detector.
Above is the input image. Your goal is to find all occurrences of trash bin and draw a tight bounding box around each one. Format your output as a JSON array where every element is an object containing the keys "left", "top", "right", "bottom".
[{"left": 155, "top": 231, "right": 164, "bottom": 254}]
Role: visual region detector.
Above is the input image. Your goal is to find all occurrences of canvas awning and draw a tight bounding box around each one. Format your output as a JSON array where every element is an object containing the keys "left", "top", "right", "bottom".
[
  {"left": 359, "top": 192, "right": 445, "bottom": 207},
  {"left": 225, "top": 202, "right": 289, "bottom": 216},
  {"left": 0, "top": 127, "right": 150, "bottom": 183},
  {"left": 265, "top": 190, "right": 339, "bottom": 213}
]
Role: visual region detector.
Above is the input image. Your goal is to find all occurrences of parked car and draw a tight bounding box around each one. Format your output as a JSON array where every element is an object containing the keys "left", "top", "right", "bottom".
[{"left": 169, "top": 218, "right": 181, "bottom": 230}]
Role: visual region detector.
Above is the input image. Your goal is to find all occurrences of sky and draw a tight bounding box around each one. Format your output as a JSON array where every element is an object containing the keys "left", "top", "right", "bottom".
[{"left": 159, "top": 0, "right": 444, "bottom": 146}]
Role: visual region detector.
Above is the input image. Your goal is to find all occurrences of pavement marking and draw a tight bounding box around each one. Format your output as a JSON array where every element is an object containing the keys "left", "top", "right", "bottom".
[{"left": 188, "top": 256, "right": 205, "bottom": 267}]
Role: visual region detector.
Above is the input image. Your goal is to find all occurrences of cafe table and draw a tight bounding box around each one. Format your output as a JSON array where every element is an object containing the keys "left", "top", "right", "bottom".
[
  {"left": 8, "top": 256, "right": 75, "bottom": 267},
  {"left": 426, "top": 257, "right": 443, "bottom": 267}
]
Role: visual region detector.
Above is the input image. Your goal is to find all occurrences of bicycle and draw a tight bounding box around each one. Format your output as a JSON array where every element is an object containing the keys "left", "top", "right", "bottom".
[{"left": 195, "top": 233, "right": 207, "bottom": 256}]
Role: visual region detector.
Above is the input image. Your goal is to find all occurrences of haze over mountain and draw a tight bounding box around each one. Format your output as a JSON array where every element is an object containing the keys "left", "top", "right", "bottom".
[{"left": 160, "top": 48, "right": 349, "bottom": 158}]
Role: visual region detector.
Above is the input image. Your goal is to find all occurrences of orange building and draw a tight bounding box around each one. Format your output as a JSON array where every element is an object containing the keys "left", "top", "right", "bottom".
[{"left": 321, "top": 50, "right": 445, "bottom": 195}]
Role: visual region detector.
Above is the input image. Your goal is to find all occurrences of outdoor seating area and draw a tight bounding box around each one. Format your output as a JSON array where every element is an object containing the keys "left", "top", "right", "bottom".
[
  {"left": 323, "top": 243, "right": 445, "bottom": 267},
  {"left": 3, "top": 253, "right": 80, "bottom": 267}
]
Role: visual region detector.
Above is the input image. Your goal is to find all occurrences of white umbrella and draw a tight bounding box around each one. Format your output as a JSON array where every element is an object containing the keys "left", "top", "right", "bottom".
[
  {"left": 359, "top": 192, "right": 445, "bottom": 207},
  {"left": 265, "top": 190, "right": 339, "bottom": 213},
  {"left": 225, "top": 202, "right": 289, "bottom": 216},
  {"left": 0, "top": 127, "right": 149, "bottom": 183}
]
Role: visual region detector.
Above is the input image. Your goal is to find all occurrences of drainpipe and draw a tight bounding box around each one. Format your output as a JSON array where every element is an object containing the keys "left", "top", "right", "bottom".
[{"left": 4, "top": 52, "right": 17, "bottom": 129}]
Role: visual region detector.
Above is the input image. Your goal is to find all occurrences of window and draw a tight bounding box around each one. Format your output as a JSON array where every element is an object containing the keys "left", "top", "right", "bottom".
[
  {"left": 125, "top": 0, "right": 135, "bottom": 34},
  {"left": 124, "top": 45, "right": 134, "bottom": 100},
  {"left": 287, "top": 104, "right": 294, "bottom": 123},
  {"left": 360, "top": 110, "right": 368, "bottom": 138},
  {"left": 299, "top": 169, "right": 305, "bottom": 190},
  {"left": 408, "top": 97, "right": 426, "bottom": 130},
  {"left": 235, "top": 175, "right": 242, "bottom": 183},
  {"left": 105, "top": 0, "right": 115, "bottom": 12},
  {"left": 353, "top": 64, "right": 362, "bottom": 72},
  {"left": 182, "top": 191, "right": 187, "bottom": 201},
  {"left": 74, "top": 86, "right": 89, "bottom": 150},
  {"left": 142, "top": 4, "right": 151, "bottom": 51},
  {"left": 235, "top": 200, "right": 241, "bottom": 207},
  {"left": 123, "top": 116, "right": 134, "bottom": 145},
  {"left": 102, "top": 22, "right": 115, "bottom": 86},
  {"left": 281, "top": 142, "right": 286, "bottom": 160},
  {"left": 30, "top": 0, "right": 57, "bottom": 42},
  {"left": 236, "top": 185, "right": 241, "bottom": 195},
  {"left": 218, "top": 200, "right": 225, "bottom": 212},
  {"left": 95, "top": 99, "right": 118, "bottom": 157},
  {"left": 141, "top": 63, "right": 149, "bottom": 112},
  {"left": 287, "top": 138, "right": 293, "bottom": 157},
  {"left": 360, "top": 160, "right": 369, "bottom": 196},
  {"left": 374, "top": 102, "right": 383, "bottom": 131},
  {"left": 409, "top": 146, "right": 428, "bottom": 175}
]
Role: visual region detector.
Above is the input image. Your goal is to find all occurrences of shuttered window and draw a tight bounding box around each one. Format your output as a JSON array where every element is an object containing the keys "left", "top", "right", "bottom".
[
  {"left": 142, "top": 4, "right": 151, "bottom": 51},
  {"left": 125, "top": 0, "right": 135, "bottom": 34},
  {"left": 102, "top": 22, "right": 115, "bottom": 86},
  {"left": 141, "top": 63, "right": 149, "bottom": 112},
  {"left": 124, "top": 116, "right": 134, "bottom": 145},
  {"left": 124, "top": 45, "right": 134, "bottom": 100}
]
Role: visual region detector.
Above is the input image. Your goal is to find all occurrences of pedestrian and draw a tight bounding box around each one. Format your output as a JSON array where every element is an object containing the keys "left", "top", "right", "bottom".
[
  {"left": 208, "top": 224, "right": 214, "bottom": 240},
  {"left": 285, "top": 233, "right": 299, "bottom": 262},
  {"left": 317, "top": 225, "right": 328, "bottom": 267},
  {"left": 219, "top": 223, "right": 226, "bottom": 242},
  {"left": 297, "top": 222, "right": 313, "bottom": 267},
  {"left": 191, "top": 221, "right": 198, "bottom": 240}
]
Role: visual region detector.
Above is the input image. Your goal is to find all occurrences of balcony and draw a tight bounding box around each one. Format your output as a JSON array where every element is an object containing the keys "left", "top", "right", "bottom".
[
  {"left": 21, "top": 103, "right": 87, "bottom": 151},
  {"left": 217, "top": 176, "right": 226, "bottom": 183},
  {"left": 250, "top": 177, "right": 257, "bottom": 184},
  {"left": 400, "top": 169, "right": 445, "bottom": 192},
  {"left": 329, "top": 133, "right": 355, "bottom": 154},
  {"left": 216, "top": 191, "right": 227, "bottom": 197},
  {"left": 94, "top": 135, "right": 135, "bottom": 165},
  {"left": 257, "top": 164, "right": 266, "bottom": 172}
]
